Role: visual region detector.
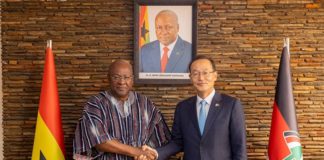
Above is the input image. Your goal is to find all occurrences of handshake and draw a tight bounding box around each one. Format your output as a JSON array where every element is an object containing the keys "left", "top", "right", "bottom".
[{"left": 134, "top": 145, "right": 158, "bottom": 160}]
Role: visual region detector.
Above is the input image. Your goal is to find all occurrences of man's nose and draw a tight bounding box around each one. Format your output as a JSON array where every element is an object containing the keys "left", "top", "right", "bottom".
[
  {"left": 117, "top": 78, "right": 127, "bottom": 84},
  {"left": 197, "top": 73, "right": 206, "bottom": 81},
  {"left": 161, "top": 30, "right": 167, "bottom": 35}
]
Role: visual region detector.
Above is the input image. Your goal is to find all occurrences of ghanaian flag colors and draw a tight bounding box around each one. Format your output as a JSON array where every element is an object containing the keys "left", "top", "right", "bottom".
[
  {"left": 139, "top": 6, "right": 150, "bottom": 47},
  {"left": 32, "top": 40, "right": 65, "bottom": 160}
]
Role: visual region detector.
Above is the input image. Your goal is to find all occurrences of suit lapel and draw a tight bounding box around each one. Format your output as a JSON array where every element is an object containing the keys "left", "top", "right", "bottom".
[
  {"left": 188, "top": 97, "right": 201, "bottom": 136},
  {"left": 151, "top": 42, "right": 161, "bottom": 72},
  {"left": 166, "top": 37, "right": 184, "bottom": 72},
  {"left": 201, "top": 92, "right": 222, "bottom": 139}
]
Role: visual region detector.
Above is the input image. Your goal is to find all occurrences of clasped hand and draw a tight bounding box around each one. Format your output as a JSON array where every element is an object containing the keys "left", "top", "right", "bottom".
[{"left": 134, "top": 145, "right": 158, "bottom": 160}]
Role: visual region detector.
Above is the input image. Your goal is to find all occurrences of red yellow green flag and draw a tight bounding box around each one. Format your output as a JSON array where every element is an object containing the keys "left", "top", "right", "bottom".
[
  {"left": 32, "top": 40, "right": 65, "bottom": 160},
  {"left": 139, "top": 6, "right": 150, "bottom": 47},
  {"left": 268, "top": 40, "right": 303, "bottom": 160}
]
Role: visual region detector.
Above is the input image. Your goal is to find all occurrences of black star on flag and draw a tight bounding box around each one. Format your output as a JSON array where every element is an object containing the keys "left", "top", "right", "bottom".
[
  {"left": 141, "top": 20, "right": 149, "bottom": 41},
  {"left": 40, "top": 150, "right": 46, "bottom": 160}
]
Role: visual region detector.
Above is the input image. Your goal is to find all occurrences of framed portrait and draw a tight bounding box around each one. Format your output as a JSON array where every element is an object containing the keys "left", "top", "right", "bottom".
[{"left": 134, "top": 0, "right": 197, "bottom": 84}]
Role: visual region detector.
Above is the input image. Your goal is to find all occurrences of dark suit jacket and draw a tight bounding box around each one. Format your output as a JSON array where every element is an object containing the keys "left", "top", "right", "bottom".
[
  {"left": 140, "top": 36, "right": 192, "bottom": 73},
  {"left": 157, "top": 92, "right": 247, "bottom": 160}
]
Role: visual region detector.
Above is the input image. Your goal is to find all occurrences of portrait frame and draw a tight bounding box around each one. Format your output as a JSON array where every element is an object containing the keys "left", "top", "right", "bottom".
[{"left": 134, "top": 0, "right": 197, "bottom": 84}]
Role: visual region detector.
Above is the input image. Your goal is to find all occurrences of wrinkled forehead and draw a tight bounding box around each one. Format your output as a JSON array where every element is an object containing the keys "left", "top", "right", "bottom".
[{"left": 109, "top": 61, "right": 133, "bottom": 75}]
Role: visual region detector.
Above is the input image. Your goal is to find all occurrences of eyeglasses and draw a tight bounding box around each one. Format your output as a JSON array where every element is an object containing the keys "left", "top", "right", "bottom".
[
  {"left": 190, "top": 71, "right": 215, "bottom": 79},
  {"left": 156, "top": 25, "right": 175, "bottom": 32},
  {"left": 110, "top": 75, "right": 133, "bottom": 81}
]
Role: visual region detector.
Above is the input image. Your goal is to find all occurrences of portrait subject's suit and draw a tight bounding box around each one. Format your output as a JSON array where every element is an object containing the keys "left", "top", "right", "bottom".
[
  {"left": 140, "top": 37, "right": 192, "bottom": 73},
  {"left": 157, "top": 92, "right": 247, "bottom": 160}
]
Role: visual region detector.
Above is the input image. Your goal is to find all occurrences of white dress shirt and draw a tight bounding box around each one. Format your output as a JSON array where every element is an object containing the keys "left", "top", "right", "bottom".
[
  {"left": 196, "top": 89, "right": 216, "bottom": 119},
  {"left": 159, "top": 36, "right": 178, "bottom": 59}
]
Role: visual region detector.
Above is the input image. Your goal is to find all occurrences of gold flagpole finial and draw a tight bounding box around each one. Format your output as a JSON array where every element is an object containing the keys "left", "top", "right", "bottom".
[
  {"left": 47, "top": 40, "right": 52, "bottom": 48},
  {"left": 283, "top": 38, "right": 290, "bottom": 51}
]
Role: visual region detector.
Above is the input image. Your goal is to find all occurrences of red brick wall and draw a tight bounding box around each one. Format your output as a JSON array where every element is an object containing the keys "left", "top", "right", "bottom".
[{"left": 2, "top": 0, "right": 324, "bottom": 159}]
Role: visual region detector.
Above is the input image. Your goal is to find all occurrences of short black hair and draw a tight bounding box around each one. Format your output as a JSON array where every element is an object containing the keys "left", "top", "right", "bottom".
[{"left": 189, "top": 55, "right": 216, "bottom": 72}]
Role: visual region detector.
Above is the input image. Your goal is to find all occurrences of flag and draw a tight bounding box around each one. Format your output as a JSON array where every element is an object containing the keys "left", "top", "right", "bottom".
[
  {"left": 139, "top": 6, "right": 150, "bottom": 47},
  {"left": 268, "top": 45, "right": 303, "bottom": 160},
  {"left": 32, "top": 41, "right": 65, "bottom": 160}
]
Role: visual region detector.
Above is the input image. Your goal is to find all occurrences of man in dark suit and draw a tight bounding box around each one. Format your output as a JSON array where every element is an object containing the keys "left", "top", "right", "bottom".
[
  {"left": 142, "top": 55, "right": 247, "bottom": 160},
  {"left": 140, "top": 10, "right": 192, "bottom": 73}
]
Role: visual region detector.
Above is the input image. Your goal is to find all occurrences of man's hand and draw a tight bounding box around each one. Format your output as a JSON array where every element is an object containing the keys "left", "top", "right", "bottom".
[
  {"left": 134, "top": 154, "right": 148, "bottom": 160},
  {"left": 143, "top": 145, "right": 158, "bottom": 160},
  {"left": 134, "top": 145, "right": 158, "bottom": 160},
  {"left": 133, "top": 146, "right": 154, "bottom": 160}
]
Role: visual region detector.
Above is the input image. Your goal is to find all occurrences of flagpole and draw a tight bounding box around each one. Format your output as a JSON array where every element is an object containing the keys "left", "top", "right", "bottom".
[
  {"left": 286, "top": 37, "right": 289, "bottom": 54},
  {"left": 47, "top": 40, "right": 52, "bottom": 48},
  {"left": 269, "top": 37, "right": 302, "bottom": 160},
  {"left": 32, "top": 39, "right": 66, "bottom": 159}
]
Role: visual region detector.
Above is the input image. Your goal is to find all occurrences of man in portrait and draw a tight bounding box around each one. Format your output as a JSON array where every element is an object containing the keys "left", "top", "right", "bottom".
[{"left": 140, "top": 10, "right": 192, "bottom": 73}]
